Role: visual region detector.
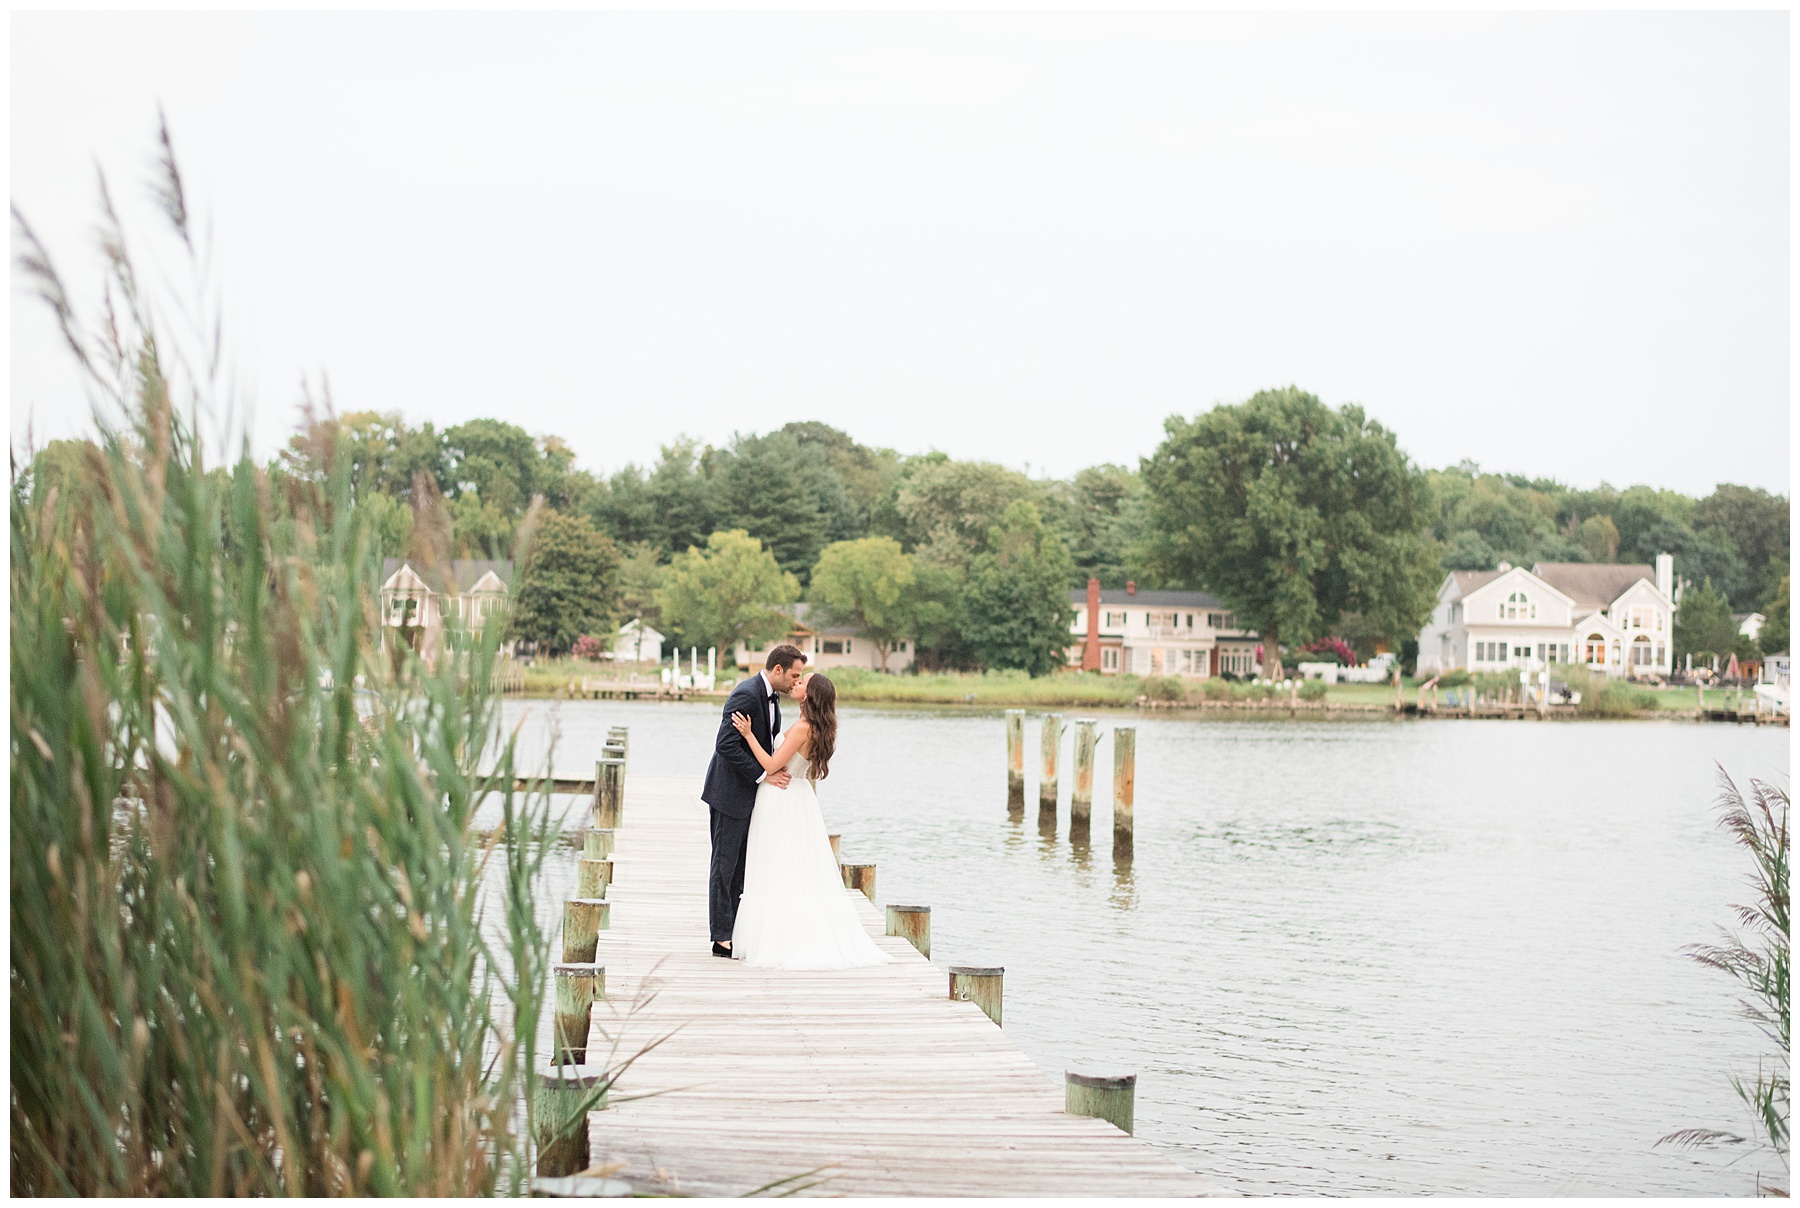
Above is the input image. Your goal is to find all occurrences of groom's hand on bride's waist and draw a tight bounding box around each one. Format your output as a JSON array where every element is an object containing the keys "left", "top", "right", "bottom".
[{"left": 767, "top": 769, "right": 792, "bottom": 789}]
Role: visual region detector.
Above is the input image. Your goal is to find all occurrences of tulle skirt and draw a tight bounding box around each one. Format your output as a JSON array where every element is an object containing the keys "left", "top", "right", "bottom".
[{"left": 733, "top": 776, "right": 892, "bottom": 970}]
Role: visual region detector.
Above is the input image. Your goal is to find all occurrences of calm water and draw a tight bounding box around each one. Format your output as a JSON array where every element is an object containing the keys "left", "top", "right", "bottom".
[{"left": 492, "top": 698, "right": 1788, "bottom": 1196}]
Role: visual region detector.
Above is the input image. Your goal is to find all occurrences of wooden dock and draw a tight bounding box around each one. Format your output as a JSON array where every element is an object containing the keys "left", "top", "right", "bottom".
[{"left": 575, "top": 774, "right": 1213, "bottom": 1197}]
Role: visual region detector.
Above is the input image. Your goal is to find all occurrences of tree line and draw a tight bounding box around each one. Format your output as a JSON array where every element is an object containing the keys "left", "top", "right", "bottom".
[{"left": 24, "top": 388, "right": 1789, "bottom": 674}]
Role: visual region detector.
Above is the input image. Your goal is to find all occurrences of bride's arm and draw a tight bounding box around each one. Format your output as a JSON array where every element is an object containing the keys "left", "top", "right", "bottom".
[{"left": 729, "top": 714, "right": 809, "bottom": 775}]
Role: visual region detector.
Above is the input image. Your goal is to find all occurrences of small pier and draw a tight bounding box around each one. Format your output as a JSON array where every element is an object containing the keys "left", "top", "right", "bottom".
[{"left": 568, "top": 773, "right": 1211, "bottom": 1197}]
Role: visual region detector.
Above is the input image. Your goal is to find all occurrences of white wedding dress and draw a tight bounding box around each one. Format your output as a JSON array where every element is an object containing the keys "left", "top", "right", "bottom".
[{"left": 732, "top": 749, "right": 891, "bottom": 970}]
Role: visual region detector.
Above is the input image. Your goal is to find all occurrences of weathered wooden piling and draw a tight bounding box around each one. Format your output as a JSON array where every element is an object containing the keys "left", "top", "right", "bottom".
[
  {"left": 576, "top": 856, "right": 613, "bottom": 899},
  {"left": 841, "top": 862, "right": 876, "bottom": 902},
  {"left": 828, "top": 833, "right": 841, "bottom": 864},
  {"left": 949, "top": 966, "right": 1004, "bottom": 1026},
  {"left": 562, "top": 898, "right": 610, "bottom": 963},
  {"left": 535, "top": 1062, "right": 607, "bottom": 1176},
  {"left": 1065, "top": 1071, "right": 1136, "bottom": 1134},
  {"left": 553, "top": 961, "right": 604, "bottom": 1063},
  {"left": 1112, "top": 726, "right": 1136, "bottom": 852},
  {"left": 1005, "top": 709, "right": 1025, "bottom": 812},
  {"left": 595, "top": 756, "right": 625, "bottom": 828},
  {"left": 885, "top": 905, "right": 930, "bottom": 958},
  {"left": 1070, "top": 719, "right": 1099, "bottom": 826},
  {"left": 584, "top": 829, "right": 614, "bottom": 860},
  {"left": 1038, "top": 713, "right": 1062, "bottom": 820}
]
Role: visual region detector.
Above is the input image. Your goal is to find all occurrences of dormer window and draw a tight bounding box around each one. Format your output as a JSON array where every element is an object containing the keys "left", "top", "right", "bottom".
[{"left": 1502, "top": 591, "right": 1535, "bottom": 620}]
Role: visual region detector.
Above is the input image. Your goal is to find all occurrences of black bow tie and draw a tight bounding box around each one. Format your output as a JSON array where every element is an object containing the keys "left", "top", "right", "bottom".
[{"left": 768, "top": 692, "right": 779, "bottom": 704}]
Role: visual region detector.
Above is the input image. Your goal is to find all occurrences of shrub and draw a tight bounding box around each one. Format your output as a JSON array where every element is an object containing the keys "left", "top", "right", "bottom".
[
  {"left": 1299, "top": 679, "right": 1330, "bottom": 702},
  {"left": 1437, "top": 669, "right": 1472, "bottom": 688},
  {"left": 571, "top": 633, "right": 605, "bottom": 660},
  {"left": 1141, "top": 675, "right": 1186, "bottom": 702},
  {"left": 1201, "top": 678, "right": 1235, "bottom": 701}
]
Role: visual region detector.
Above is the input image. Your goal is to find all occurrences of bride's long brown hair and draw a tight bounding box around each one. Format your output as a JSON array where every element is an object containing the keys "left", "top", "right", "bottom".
[{"left": 799, "top": 673, "right": 837, "bottom": 781}]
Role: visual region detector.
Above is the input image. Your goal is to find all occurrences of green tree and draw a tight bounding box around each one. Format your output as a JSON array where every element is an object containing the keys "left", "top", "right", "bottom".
[
  {"left": 654, "top": 529, "right": 798, "bottom": 653},
  {"left": 960, "top": 501, "right": 1075, "bottom": 676},
  {"left": 1674, "top": 577, "right": 1739, "bottom": 664},
  {"left": 904, "top": 557, "right": 971, "bottom": 670},
  {"left": 1634, "top": 518, "right": 1752, "bottom": 608},
  {"left": 444, "top": 418, "right": 538, "bottom": 512},
  {"left": 1064, "top": 463, "right": 1152, "bottom": 587},
  {"left": 1574, "top": 514, "right": 1620, "bottom": 562},
  {"left": 1142, "top": 386, "right": 1440, "bottom": 679},
  {"left": 718, "top": 432, "right": 842, "bottom": 581},
  {"left": 809, "top": 537, "right": 916, "bottom": 671},
  {"left": 1759, "top": 575, "right": 1789, "bottom": 656},
  {"left": 1695, "top": 484, "right": 1789, "bottom": 585},
  {"left": 615, "top": 540, "right": 666, "bottom": 631},
  {"left": 879, "top": 455, "right": 1034, "bottom": 571},
  {"left": 509, "top": 509, "right": 623, "bottom": 655}
]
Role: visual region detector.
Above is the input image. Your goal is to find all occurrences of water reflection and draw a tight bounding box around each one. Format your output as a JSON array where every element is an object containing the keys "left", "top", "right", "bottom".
[{"left": 1109, "top": 844, "right": 1136, "bottom": 911}]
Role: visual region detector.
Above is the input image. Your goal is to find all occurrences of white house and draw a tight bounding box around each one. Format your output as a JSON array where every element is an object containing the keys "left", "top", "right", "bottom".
[
  {"left": 734, "top": 603, "right": 917, "bottom": 674},
  {"left": 380, "top": 558, "right": 511, "bottom": 631},
  {"left": 1066, "top": 581, "right": 1262, "bottom": 678},
  {"left": 1416, "top": 554, "right": 1675, "bottom": 680},
  {"left": 1735, "top": 612, "right": 1767, "bottom": 644},
  {"left": 613, "top": 618, "right": 665, "bottom": 664}
]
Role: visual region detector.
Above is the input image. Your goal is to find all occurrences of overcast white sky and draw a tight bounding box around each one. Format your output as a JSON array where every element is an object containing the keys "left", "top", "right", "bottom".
[{"left": 10, "top": 11, "right": 1790, "bottom": 495}]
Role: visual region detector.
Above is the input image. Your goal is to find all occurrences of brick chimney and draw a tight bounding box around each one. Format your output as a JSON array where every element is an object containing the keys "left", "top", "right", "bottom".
[
  {"left": 1125, "top": 580, "right": 1137, "bottom": 596},
  {"left": 1082, "top": 579, "right": 1102, "bottom": 672}
]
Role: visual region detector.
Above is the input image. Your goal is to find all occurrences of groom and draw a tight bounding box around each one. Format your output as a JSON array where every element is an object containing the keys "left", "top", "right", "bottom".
[{"left": 702, "top": 644, "right": 808, "bottom": 957}]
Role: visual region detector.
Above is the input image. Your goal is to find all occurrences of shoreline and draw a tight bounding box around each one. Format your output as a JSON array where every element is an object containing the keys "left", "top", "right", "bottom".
[{"left": 501, "top": 685, "right": 1785, "bottom": 724}]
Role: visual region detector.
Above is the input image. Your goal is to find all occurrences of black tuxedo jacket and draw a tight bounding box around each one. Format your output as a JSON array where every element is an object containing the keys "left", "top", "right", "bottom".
[{"left": 702, "top": 675, "right": 779, "bottom": 820}]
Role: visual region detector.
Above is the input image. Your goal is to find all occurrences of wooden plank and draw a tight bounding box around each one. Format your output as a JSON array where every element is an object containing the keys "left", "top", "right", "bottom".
[{"left": 567, "top": 773, "right": 1217, "bottom": 1197}]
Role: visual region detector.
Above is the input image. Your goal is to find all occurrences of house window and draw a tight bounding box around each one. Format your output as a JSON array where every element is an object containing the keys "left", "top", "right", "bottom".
[
  {"left": 1102, "top": 647, "right": 1120, "bottom": 671},
  {"left": 1631, "top": 636, "right": 1653, "bottom": 666},
  {"left": 1105, "top": 611, "right": 1126, "bottom": 627},
  {"left": 898, "top": 642, "right": 907, "bottom": 653},
  {"left": 1583, "top": 634, "right": 1606, "bottom": 663},
  {"left": 1631, "top": 607, "right": 1653, "bottom": 630},
  {"left": 1504, "top": 591, "right": 1535, "bottom": 620},
  {"left": 1208, "top": 613, "right": 1224, "bottom": 628},
  {"left": 822, "top": 640, "right": 844, "bottom": 655},
  {"left": 1655, "top": 642, "right": 1664, "bottom": 665},
  {"left": 1656, "top": 612, "right": 1664, "bottom": 631},
  {"left": 1514, "top": 645, "right": 1530, "bottom": 659}
]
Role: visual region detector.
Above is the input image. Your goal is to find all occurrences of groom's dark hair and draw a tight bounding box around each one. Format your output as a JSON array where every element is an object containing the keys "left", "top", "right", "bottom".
[{"left": 766, "top": 644, "right": 807, "bottom": 673}]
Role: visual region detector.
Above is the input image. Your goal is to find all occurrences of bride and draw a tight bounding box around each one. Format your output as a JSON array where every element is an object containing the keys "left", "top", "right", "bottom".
[{"left": 728, "top": 672, "right": 891, "bottom": 970}]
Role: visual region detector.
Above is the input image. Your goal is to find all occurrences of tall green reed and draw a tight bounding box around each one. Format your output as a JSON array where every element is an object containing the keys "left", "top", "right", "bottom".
[
  {"left": 1659, "top": 769, "right": 1789, "bottom": 1195},
  {"left": 11, "top": 122, "right": 550, "bottom": 1195}
]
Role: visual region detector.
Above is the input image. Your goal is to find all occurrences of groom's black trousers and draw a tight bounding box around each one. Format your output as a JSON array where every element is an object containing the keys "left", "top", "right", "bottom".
[{"left": 708, "top": 808, "right": 753, "bottom": 943}]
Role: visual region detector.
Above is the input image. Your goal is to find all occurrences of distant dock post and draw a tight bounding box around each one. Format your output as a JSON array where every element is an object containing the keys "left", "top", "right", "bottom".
[
  {"left": 1005, "top": 709, "right": 1026, "bottom": 813},
  {"left": 576, "top": 857, "right": 612, "bottom": 899},
  {"left": 885, "top": 904, "right": 931, "bottom": 958},
  {"left": 1065, "top": 1071, "right": 1136, "bottom": 1135},
  {"left": 584, "top": 829, "right": 614, "bottom": 860},
  {"left": 596, "top": 756, "right": 625, "bottom": 829},
  {"left": 841, "top": 862, "right": 876, "bottom": 902},
  {"left": 1112, "top": 726, "right": 1136, "bottom": 856},
  {"left": 949, "top": 965, "right": 1004, "bottom": 1026},
  {"left": 535, "top": 1063, "right": 605, "bottom": 1176},
  {"left": 1038, "top": 713, "right": 1062, "bottom": 824},
  {"left": 1069, "top": 718, "right": 1099, "bottom": 831},
  {"left": 553, "top": 962, "right": 604, "bottom": 1064}
]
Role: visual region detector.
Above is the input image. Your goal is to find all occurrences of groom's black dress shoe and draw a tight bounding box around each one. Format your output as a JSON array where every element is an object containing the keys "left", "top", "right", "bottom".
[{"left": 712, "top": 942, "right": 733, "bottom": 958}]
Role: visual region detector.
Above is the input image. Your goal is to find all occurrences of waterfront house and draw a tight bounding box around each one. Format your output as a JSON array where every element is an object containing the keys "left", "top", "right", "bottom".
[
  {"left": 1735, "top": 612, "right": 1767, "bottom": 644},
  {"left": 379, "top": 558, "right": 513, "bottom": 659},
  {"left": 1066, "top": 580, "right": 1262, "bottom": 678},
  {"left": 614, "top": 618, "right": 665, "bottom": 663},
  {"left": 734, "top": 603, "right": 917, "bottom": 673},
  {"left": 1415, "top": 554, "right": 1675, "bottom": 679}
]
